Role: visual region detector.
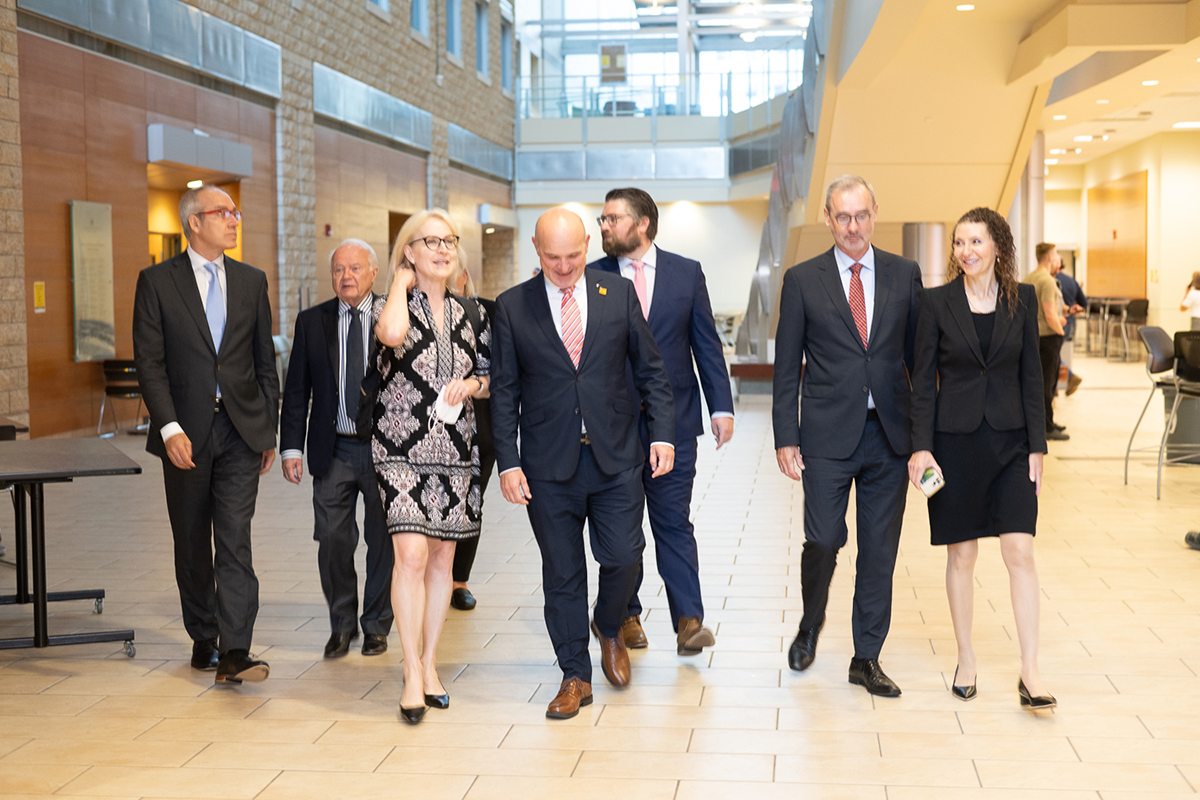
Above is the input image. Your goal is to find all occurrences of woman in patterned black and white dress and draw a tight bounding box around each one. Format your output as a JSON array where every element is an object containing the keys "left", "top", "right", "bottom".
[{"left": 374, "top": 208, "right": 490, "bottom": 723}]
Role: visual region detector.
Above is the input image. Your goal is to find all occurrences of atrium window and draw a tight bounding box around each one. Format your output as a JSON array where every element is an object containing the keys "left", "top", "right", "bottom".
[
  {"left": 411, "top": 0, "right": 429, "bottom": 37},
  {"left": 476, "top": 1, "right": 489, "bottom": 76},
  {"left": 447, "top": 0, "right": 462, "bottom": 58},
  {"left": 367, "top": 0, "right": 389, "bottom": 11},
  {"left": 501, "top": 20, "right": 513, "bottom": 91}
]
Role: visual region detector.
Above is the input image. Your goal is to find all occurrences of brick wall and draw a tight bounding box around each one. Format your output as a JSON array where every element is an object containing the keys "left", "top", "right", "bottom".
[{"left": 0, "top": 0, "right": 26, "bottom": 427}]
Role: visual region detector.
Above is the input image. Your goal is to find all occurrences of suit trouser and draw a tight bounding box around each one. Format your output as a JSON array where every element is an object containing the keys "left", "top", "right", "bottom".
[
  {"left": 627, "top": 417, "right": 703, "bottom": 630},
  {"left": 452, "top": 398, "right": 494, "bottom": 583},
  {"left": 798, "top": 416, "right": 908, "bottom": 660},
  {"left": 312, "top": 437, "right": 394, "bottom": 636},
  {"left": 1038, "top": 334, "right": 1063, "bottom": 430},
  {"left": 527, "top": 445, "right": 646, "bottom": 683},
  {"left": 161, "top": 409, "right": 262, "bottom": 653}
]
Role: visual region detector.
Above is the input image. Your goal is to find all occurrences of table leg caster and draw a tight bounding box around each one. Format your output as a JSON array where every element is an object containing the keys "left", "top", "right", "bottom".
[{"left": 123, "top": 640, "right": 135, "bottom": 658}]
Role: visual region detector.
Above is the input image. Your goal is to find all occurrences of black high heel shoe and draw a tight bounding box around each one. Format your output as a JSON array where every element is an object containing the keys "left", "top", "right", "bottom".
[
  {"left": 951, "top": 666, "right": 977, "bottom": 702},
  {"left": 1018, "top": 678, "right": 1056, "bottom": 710},
  {"left": 424, "top": 692, "right": 450, "bottom": 709},
  {"left": 400, "top": 701, "right": 427, "bottom": 724}
]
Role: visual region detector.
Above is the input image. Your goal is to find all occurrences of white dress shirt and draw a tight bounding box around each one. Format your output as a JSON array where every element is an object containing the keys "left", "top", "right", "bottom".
[
  {"left": 832, "top": 244, "right": 876, "bottom": 410},
  {"left": 160, "top": 246, "right": 228, "bottom": 442}
]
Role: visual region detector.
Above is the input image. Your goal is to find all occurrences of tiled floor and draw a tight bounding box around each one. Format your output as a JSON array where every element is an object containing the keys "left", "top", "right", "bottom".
[{"left": 2, "top": 352, "right": 1200, "bottom": 798}]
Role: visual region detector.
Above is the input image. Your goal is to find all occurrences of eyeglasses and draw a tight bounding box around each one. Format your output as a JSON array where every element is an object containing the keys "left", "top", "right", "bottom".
[
  {"left": 597, "top": 214, "right": 631, "bottom": 228},
  {"left": 415, "top": 235, "right": 460, "bottom": 250},
  {"left": 195, "top": 208, "right": 242, "bottom": 222},
  {"left": 832, "top": 211, "right": 872, "bottom": 227}
]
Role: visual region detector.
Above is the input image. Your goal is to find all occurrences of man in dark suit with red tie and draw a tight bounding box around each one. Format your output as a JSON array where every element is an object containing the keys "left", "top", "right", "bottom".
[
  {"left": 280, "top": 239, "right": 393, "bottom": 660},
  {"left": 590, "top": 187, "right": 734, "bottom": 657},
  {"left": 772, "top": 175, "right": 923, "bottom": 697},
  {"left": 491, "top": 208, "right": 675, "bottom": 719},
  {"left": 133, "top": 185, "right": 278, "bottom": 685}
]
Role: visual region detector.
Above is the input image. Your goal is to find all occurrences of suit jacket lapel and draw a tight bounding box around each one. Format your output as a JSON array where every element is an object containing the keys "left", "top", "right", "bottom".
[
  {"left": 169, "top": 254, "right": 217, "bottom": 354},
  {"left": 221, "top": 259, "right": 247, "bottom": 357},
  {"left": 322, "top": 300, "right": 340, "bottom": 382},
  {"left": 577, "top": 271, "right": 603, "bottom": 369},
  {"left": 946, "top": 276, "right": 986, "bottom": 366},
  {"left": 867, "top": 257, "right": 890, "bottom": 352},
  {"left": 529, "top": 278, "right": 576, "bottom": 371},
  {"left": 817, "top": 252, "right": 864, "bottom": 352},
  {"left": 987, "top": 290, "right": 1016, "bottom": 363}
]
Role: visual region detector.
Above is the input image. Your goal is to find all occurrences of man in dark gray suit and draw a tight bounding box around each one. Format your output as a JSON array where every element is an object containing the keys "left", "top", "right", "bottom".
[
  {"left": 772, "top": 175, "right": 922, "bottom": 697},
  {"left": 133, "top": 185, "right": 279, "bottom": 685}
]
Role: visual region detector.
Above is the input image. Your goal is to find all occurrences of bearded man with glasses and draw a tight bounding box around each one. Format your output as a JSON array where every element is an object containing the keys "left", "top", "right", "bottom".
[{"left": 133, "top": 185, "right": 279, "bottom": 686}]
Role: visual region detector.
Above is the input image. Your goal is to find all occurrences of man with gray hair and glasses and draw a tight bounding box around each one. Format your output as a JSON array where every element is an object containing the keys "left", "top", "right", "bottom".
[
  {"left": 133, "top": 185, "right": 279, "bottom": 685},
  {"left": 772, "top": 175, "right": 923, "bottom": 697},
  {"left": 280, "top": 239, "right": 393, "bottom": 659}
]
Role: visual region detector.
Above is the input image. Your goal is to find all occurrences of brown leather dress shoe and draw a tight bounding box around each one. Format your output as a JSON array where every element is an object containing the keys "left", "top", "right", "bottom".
[
  {"left": 676, "top": 616, "right": 716, "bottom": 656},
  {"left": 591, "top": 621, "right": 631, "bottom": 687},
  {"left": 621, "top": 615, "right": 648, "bottom": 649},
  {"left": 546, "top": 677, "right": 593, "bottom": 719}
]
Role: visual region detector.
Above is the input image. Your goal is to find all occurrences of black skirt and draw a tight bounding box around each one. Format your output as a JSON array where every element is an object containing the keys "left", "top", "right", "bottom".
[{"left": 927, "top": 420, "right": 1038, "bottom": 545}]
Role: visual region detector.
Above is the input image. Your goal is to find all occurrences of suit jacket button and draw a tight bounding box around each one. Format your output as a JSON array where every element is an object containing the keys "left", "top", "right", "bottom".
[
  {"left": 574, "top": 408, "right": 580, "bottom": 414},
  {"left": 981, "top": 368, "right": 987, "bottom": 375},
  {"left": 861, "top": 386, "right": 868, "bottom": 393}
]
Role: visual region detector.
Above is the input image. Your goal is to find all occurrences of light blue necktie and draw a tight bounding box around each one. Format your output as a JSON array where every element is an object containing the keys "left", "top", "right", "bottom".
[{"left": 203, "top": 262, "right": 225, "bottom": 353}]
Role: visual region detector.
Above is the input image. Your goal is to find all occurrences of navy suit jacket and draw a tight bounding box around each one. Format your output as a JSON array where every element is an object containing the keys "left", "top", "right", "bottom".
[
  {"left": 133, "top": 251, "right": 279, "bottom": 458},
  {"left": 279, "top": 296, "right": 379, "bottom": 479},
  {"left": 490, "top": 269, "right": 675, "bottom": 482},
  {"left": 590, "top": 248, "right": 734, "bottom": 440},
  {"left": 772, "top": 247, "right": 923, "bottom": 459}
]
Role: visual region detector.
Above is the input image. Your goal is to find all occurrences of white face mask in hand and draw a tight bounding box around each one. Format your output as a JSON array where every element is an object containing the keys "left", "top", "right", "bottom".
[{"left": 434, "top": 385, "right": 463, "bottom": 424}]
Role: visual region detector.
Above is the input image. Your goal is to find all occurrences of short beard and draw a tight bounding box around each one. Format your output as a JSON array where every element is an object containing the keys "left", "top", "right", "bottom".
[{"left": 602, "top": 232, "right": 639, "bottom": 258}]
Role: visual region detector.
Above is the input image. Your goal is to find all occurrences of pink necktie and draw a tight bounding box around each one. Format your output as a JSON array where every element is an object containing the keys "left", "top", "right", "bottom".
[
  {"left": 631, "top": 260, "right": 649, "bottom": 320},
  {"left": 849, "top": 263, "right": 868, "bottom": 348},
  {"left": 560, "top": 286, "right": 583, "bottom": 368}
]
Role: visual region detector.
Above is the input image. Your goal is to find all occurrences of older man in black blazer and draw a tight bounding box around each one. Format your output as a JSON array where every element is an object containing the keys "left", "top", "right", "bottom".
[
  {"left": 491, "top": 208, "right": 674, "bottom": 719},
  {"left": 280, "top": 239, "right": 393, "bottom": 660},
  {"left": 772, "top": 175, "right": 923, "bottom": 697},
  {"left": 133, "top": 186, "right": 278, "bottom": 685}
]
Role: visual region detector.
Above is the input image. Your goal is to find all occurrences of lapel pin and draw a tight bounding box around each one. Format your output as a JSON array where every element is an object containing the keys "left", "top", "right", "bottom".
[{"left": 598, "top": 285, "right": 607, "bottom": 296}]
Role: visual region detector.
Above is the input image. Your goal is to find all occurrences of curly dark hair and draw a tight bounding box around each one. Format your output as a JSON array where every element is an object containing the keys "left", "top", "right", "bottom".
[{"left": 947, "top": 207, "right": 1019, "bottom": 316}]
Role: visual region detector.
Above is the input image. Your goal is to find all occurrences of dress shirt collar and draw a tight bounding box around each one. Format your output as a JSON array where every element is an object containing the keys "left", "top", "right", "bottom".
[
  {"left": 618, "top": 242, "right": 657, "bottom": 271},
  {"left": 186, "top": 245, "right": 225, "bottom": 273},
  {"left": 543, "top": 270, "right": 588, "bottom": 301},
  {"left": 833, "top": 244, "right": 874, "bottom": 275},
  {"left": 338, "top": 293, "right": 374, "bottom": 316}
]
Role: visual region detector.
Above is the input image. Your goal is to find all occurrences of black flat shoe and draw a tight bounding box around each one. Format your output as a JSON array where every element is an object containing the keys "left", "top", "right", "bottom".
[
  {"left": 450, "top": 587, "right": 477, "bottom": 611},
  {"left": 215, "top": 650, "right": 270, "bottom": 685},
  {"left": 190, "top": 638, "right": 219, "bottom": 671},
  {"left": 424, "top": 693, "right": 450, "bottom": 709},
  {"left": 848, "top": 657, "right": 901, "bottom": 697},
  {"left": 361, "top": 634, "right": 388, "bottom": 656},
  {"left": 323, "top": 631, "right": 355, "bottom": 659},
  {"left": 951, "top": 666, "right": 977, "bottom": 702},
  {"left": 1018, "top": 678, "right": 1056, "bottom": 710},
  {"left": 400, "top": 703, "right": 427, "bottom": 724},
  {"left": 787, "top": 617, "right": 824, "bottom": 672}
]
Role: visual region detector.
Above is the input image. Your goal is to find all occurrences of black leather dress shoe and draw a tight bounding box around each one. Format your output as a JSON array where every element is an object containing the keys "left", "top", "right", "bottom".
[
  {"left": 450, "top": 587, "right": 477, "bottom": 611},
  {"left": 215, "top": 650, "right": 270, "bottom": 685},
  {"left": 190, "top": 639, "right": 219, "bottom": 671},
  {"left": 424, "top": 692, "right": 450, "bottom": 709},
  {"left": 951, "top": 666, "right": 977, "bottom": 702},
  {"left": 787, "top": 620, "right": 823, "bottom": 671},
  {"left": 400, "top": 702, "right": 427, "bottom": 724},
  {"left": 324, "top": 631, "right": 356, "bottom": 659},
  {"left": 848, "top": 658, "right": 901, "bottom": 697},
  {"left": 361, "top": 634, "right": 388, "bottom": 656},
  {"left": 1018, "top": 678, "right": 1056, "bottom": 710}
]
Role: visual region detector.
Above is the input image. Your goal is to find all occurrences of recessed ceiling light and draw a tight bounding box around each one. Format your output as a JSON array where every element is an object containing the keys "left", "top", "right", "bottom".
[
  {"left": 956, "top": 4, "right": 975, "bottom": 10},
  {"left": 740, "top": 31, "right": 757, "bottom": 42},
  {"left": 1173, "top": 121, "right": 1200, "bottom": 129},
  {"left": 485, "top": 227, "right": 496, "bottom": 234},
  {"left": 1053, "top": 114, "right": 1067, "bottom": 121},
  {"left": 187, "top": 180, "right": 203, "bottom": 189},
  {"left": 1073, "top": 135, "right": 1093, "bottom": 142},
  {"left": 1102, "top": 135, "right": 1110, "bottom": 141},
  {"left": 1074, "top": 148, "right": 1083, "bottom": 154},
  {"left": 1142, "top": 80, "right": 1159, "bottom": 86},
  {"left": 1049, "top": 148, "right": 1066, "bottom": 155},
  {"left": 1044, "top": 159, "right": 1059, "bottom": 165},
  {"left": 1096, "top": 99, "right": 1109, "bottom": 104}
]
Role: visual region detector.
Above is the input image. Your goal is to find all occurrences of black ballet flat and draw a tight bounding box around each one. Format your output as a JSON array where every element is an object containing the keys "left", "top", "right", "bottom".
[
  {"left": 951, "top": 666, "right": 977, "bottom": 702},
  {"left": 400, "top": 703, "right": 427, "bottom": 724},
  {"left": 424, "top": 693, "right": 450, "bottom": 709},
  {"left": 1018, "top": 678, "right": 1056, "bottom": 710}
]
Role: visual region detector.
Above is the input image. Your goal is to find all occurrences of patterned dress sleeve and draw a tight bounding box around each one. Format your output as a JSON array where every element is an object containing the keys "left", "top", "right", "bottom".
[{"left": 475, "top": 301, "right": 491, "bottom": 378}]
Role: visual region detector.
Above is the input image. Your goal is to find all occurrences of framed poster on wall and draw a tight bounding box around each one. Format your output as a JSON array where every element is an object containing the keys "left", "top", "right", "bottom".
[{"left": 70, "top": 200, "right": 116, "bottom": 362}]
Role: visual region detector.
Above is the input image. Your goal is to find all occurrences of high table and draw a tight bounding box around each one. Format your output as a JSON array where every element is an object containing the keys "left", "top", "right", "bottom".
[{"left": 0, "top": 439, "right": 141, "bottom": 654}]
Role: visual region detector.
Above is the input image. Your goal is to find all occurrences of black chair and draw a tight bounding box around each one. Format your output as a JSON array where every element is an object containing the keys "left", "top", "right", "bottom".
[
  {"left": 1108, "top": 298, "right": 1147, "bottom": 361},
  {"left": 1125, "top": 326, "right": 1177, "bottom": 485},
  {"left": 1149, "top": 332, "right": 1200, "bottom": 498},
  {"left": 1085, "top": 298, "right": 1105, "bottom": 355},
  {"left": 98, "top": 360, "right": 145, "bottom": 437}
]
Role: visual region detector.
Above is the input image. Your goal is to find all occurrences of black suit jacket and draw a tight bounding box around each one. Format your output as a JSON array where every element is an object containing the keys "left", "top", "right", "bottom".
[
  {"left": 590, "top": 249, "right": 734, "bottom": 440},
  {"left": 491, "top": 269, "right": 675, "bottom": 481},
  {"left": 910, "top": 277, "right": 1047, "bottom": 454},
  {"left": 133, "top": 251, "right": 279, "bottom": 457},
  {"left": 772, "top": 247, "right": 923, "bottom": 459},
  {"left": 280, "top": 296, "right": 379, "bottom": 479}
]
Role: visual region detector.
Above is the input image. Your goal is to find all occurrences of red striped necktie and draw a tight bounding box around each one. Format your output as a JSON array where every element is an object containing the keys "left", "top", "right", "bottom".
[
  {"left": 560, "top": 286, "right": 583, "bottom": 367},
  {"left": 849, "top": 262, "right": 868, "bottom": 348}
]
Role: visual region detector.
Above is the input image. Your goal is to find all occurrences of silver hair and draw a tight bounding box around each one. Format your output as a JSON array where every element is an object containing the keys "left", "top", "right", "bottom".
[
  {"left": 178, "top": 186, "right": 231, "bottom": 238},
  {"left": 328, "top": 238, "right": 379, "bottom": 271},
  {"left": 824, "top": 174, "right": 877, "bottom": 211}
]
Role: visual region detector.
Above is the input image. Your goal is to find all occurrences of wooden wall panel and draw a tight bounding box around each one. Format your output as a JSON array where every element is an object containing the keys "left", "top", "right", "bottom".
[
  {"left": 1086, "top": 170, "right": 1148, "bottom": 299},
  {"left": 20, "top": 33, "right": 278, "bottom": 437}
]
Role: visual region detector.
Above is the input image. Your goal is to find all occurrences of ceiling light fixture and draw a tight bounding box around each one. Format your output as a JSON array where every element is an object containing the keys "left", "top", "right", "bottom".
[
  {"left": 1074, "top": 148, "right": 1083, "bottom": 154},
  {"left": 1044, "top": 159, "right": 1059, "bottom": 165},
  {"left": 740, "top": 31, "right": 757, "bottom": 42},
  {"left": 485, "top": 227, "right": 496, "bottom": 234},
  {"left": 1173, "top": 121, "right": 1200, "bottom": 129},
  {"left": 1052, "top": 114, "right": 1067, "bottom": 121},
  {"left": 1142, "top": 80, "right": 1159, "bottom": 86},
  {"left": 187, "top": 180, "right": 203, "bottom": 189},
  {"left": 956, "top": 4, "right": 975, "bottom": 9},
  {"left": 1049, "top": 148, "right": 1066, "bottom": 155},
  {"left": 1096, "top": 99, "right": 1109, "bottom": 104},
  {"left": 1073, "top": 135, "right": 1093, "bottom": 142},
  {"left": 1102, "top": 135, "right": 1110, "bottom": 141}
]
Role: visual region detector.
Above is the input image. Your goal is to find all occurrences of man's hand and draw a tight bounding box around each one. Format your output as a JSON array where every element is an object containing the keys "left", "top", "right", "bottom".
[
  {"left": 501, "top": 469, "right": 532, "bottom": 505},
  {"left": 282, "top": 457, "right": 303, "bottom": 484},
  {"left": 712, "top": 417, "right": 734, "bottom": 449},
  {"left": 260, "top": 450, "right": 275, "bottom": 475},
  {"left": 776, "top": 445, "right": 804, "bottom": 481},
  {"left": 164, "top": 432, "right": 195, "bottom": 470},
  {"left": 649, "top": 444, "right": 674, "bottom": 478}
]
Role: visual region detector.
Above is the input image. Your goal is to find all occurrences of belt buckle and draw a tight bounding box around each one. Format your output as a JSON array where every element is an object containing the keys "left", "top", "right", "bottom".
[{"left": 580, "top": 432, "right": 591, "bottom": 445}]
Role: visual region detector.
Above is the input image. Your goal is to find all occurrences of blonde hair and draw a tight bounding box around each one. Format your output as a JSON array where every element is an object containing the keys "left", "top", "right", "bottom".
[{"left": 387, "top": 209, "right": 467, "bottom": 290}]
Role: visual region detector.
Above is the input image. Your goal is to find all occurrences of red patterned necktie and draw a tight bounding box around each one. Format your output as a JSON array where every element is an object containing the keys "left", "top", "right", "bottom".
[
  {"left": 849, "top": 263, "right": 868, "bottom": 348},
  {"left": 560, "top": 286, "right": 583, "bottom": 367}
]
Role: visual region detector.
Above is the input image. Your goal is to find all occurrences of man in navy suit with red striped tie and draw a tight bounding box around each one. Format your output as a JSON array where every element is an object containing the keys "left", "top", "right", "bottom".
[{"left": 591, "top": 188, "right": 735, "bottom": 657}]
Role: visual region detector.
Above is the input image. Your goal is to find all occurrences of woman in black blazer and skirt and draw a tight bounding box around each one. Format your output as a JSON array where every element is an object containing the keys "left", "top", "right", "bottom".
[{"left": 908, "top": 207, "right": 1055, "bottom": 710}]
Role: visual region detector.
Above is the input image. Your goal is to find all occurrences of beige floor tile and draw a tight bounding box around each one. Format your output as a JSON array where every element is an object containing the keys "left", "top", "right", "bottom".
[
  {"left": 377, "top": 745, "right": 579, "bottom": 777},
  {"left": 77, "top": 694, "right": 266, "bottom": 719},
  {"left": 595, "top": 703, "right": 778, "bottom": 730},
  {"left": 0, "top": 764, "right": 87, "bottom": 794},
  {"left": 57, "top": 766, "right": 279, "bottom": 798},
  {"left": 253, "top": 770, "right": 475, "bottom": 800},
  {"left": 501, "top": 724, "right": 691, "bottom": 753},
  {"left": 136, "top": 717, "right": 334, "bottom": 744},
  {"left": 1071, "top": 735, "right": 1200, "bottom": 765},
  {"left": 0, "top": 694, "right": 102, "bottom": 716},
  {"left": 777, "top": 707, "right": 962, "bottom": 734},
  {"left": 186, "top": 740, "right": 393, "bottom": 771},
  {"left": 316, "top": 720, "right": 511, "bottom": 747},
  {"left": 885, "top": 791, "right": 1099, "bottom": 800},
  {"left": 676, "top": 782, "right": 886, "bottom": 800},
  {"left": 776, "top": 753, "right": 980, "bottom": 786},
  {"left": 688, "top": 728, "right": 878, "bottom": 756},
  {"left": 956, "top": 711, "right": 1150, "bottom": 738},
  {"left": 0, "top": 739, "right": 204, "bottom": 767},
  {"left": 976, "top": 759, "right": 1192, "bottom": 792},
  {"left": 0, "top": 716, "right": 159, "bottom": 741},
  {"left": 878, "top": 732, "right": 1078, "bottom": 761},
  {"left": 573, "top": 751, "right": 773, "bottom": 782},
  {"left": 463, "top": 776, "right": 676, "bottom": 800}
]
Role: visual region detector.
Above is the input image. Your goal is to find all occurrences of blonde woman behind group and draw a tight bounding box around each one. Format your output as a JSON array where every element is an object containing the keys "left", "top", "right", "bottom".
[
  {"left": 373, "top": 209, "right": 491, "bottom": 724},
  {"left": 1180, "top": 272, "right": 1200, "bottom": 331}
]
